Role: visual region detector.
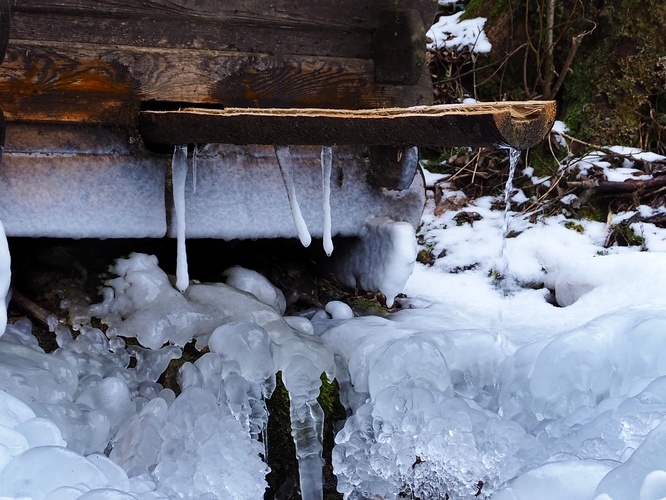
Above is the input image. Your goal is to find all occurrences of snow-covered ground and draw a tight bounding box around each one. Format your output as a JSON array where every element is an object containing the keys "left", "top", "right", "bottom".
[
  {"left": 2, "top": 11, "right": 666, "bottom": 500},
  {"left": 1, "top": 131, "right": 666, "bottom": 499}
]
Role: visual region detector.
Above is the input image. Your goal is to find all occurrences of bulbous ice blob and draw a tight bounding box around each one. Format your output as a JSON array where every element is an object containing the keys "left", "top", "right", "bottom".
[
  {"left": 14, "top": 417, "right": 66, "bottom": 448},
  {"left": 86, "top": 453, "right": 131, "bottom": 492},
  {"left": 595, "top": 420, "right": 666, "bottom": 500},
  {"left": 76, "top": 377, "right": 136, "bottom": 433},
  {"left": 208, "top": 322, "right": 275, "bottom": 389},
  {"left": 0, "top": 424, "right": 29, "bottom": 456},
  {"left": 223, "top": 266, "right": 287, "bottom": 315},
  {"left": 78, "top": 489, "right": 139, "bottom": 499},
  {"left": 0, "top": 446, "right": 110, "bottom": 497},
  {"left": 367, "top": 334, "right": 451, "bottom": 399},
  {"left": 324, "top": 300, "right": 353, "bottom": 320},
  {"left": 493, "top": 460, "right": 612, "bottom": 500},
  {"left": 43, "top": 486, "right": 86, "bottom": 500},
  {"left": 284, "top": 316, "right": 315, "bottom": 335}
]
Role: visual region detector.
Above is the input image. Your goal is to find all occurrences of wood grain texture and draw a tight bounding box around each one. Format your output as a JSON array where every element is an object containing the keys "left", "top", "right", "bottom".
[
  {"left": 0, "top": 0, "right": 8, "bottom": 64},
  {"left": 0, "top": 41, "right": 434, "bottom": 123},
  {"left": 12, "top": 0, "right": 437, "bottom": 30},
  {"left": 10, "top": 11, "right": 372, "bottom": 58},
  {"left": 138, "top": 102, "right": 557, "bottom": 149},
  {"left": 1, "top": 0, "right": 439, "bottom": 124}
]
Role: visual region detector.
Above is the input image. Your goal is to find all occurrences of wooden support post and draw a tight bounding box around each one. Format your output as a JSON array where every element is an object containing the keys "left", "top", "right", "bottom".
[
  {"left": 0, "top": 0, "right": 8, "bottom": 65},
  {"left": 373, "top": 9, "right": 426, "bottom": 86}
]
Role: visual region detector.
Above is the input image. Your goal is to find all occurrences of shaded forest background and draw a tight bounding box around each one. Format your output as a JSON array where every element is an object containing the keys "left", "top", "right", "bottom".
[{"left": 429, "top": 0, "right": 665, "bottom": 154}]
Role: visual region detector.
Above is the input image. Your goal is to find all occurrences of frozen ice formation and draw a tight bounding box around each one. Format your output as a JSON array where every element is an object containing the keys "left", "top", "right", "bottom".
[
  {"left": 171, "top": 144, "right": 190, "bottom": 292},
  {"left": 328, "top": 217, "right": 417, "bottom": 307},
  {"left": 275, "top": 145, "right": 312, "bottom": 248},
  {"left": 0, "top": 220, "right": 9, "bottom": 338},
  {"left": 88, "top": 253, "right": 333, "bottom": 499},
  {"left": 317, "top": 315, "right": 537, "bottom": 498}
]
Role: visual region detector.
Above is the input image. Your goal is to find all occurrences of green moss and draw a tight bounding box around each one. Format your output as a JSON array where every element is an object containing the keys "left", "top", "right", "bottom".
[
  {"left": 607, "top": 223, "right": 646, "bottom": 248},
  {"left": 579, "top": 204, "right": 606, "bottom": 223},
  {"left": 265, "top": 373, "right": 298, "bottom": 497},
  {"left": 562, "top": 0, "right": 666, "bottom": 150},
  {"left": 348, "top": 297, "right": 392, "bottom": 317},
  {"left": 564, "top": 221, "right": 585, "bottom": 233}
]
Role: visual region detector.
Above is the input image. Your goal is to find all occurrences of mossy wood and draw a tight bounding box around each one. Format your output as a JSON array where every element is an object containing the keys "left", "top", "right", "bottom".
[{"left": 139, "top": 101, "right": 557, "bottom": 150}]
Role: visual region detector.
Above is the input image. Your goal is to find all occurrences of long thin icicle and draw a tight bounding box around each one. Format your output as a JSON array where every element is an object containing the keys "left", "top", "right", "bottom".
[
  {"left": 321, "top": 146, "right": 334, "bottom": 256},
  {"left": 274, "top": 145, "right": 312, "bottom": 248},
  {"left": 191, "top": 143, "right": 199, "bottom": 195},
  {"left": 172, "top": 144, "right": 189, "bottom": 292}
]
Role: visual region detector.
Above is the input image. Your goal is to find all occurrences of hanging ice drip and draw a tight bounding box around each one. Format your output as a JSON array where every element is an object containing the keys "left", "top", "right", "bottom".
[
  {"left": 321, "top": 145, "right": 334, "bottom": 256},
  {"left": 172, "top": 144, "right": 190, "bottom": 292},
  {"left": 274, "top": 145, "right": 312, "bottom": 248}
]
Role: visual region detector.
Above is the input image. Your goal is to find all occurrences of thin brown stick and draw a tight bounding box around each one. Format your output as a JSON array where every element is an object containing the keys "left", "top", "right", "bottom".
[
  {"left": 10, "top": 289, "right": 56, "bottom": 330},
  {"left": 548, "top": 22, "right": 596, "bottom": 99},
  {"left": 567, "top": 176, "right": 666, "bottom": 194}
]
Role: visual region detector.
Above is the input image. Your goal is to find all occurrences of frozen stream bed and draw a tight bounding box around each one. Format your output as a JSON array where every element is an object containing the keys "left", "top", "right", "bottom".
[{"left": 1, "top": 139, "right": 666, "bottom": 499}]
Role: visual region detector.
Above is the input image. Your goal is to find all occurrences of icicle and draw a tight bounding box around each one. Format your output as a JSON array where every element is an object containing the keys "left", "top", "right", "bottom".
[
  {"left": 172, "top": 144, "right": 189, "bottom": 292},
  {"left": 191, "top": 143, "right": 199, "bottom": 195},
  {"left": 0, "top": 218, "right": 10, "bottom": 338},
  {"left": 290, "top": 398, "right": 325, "bottom": 500},
  {"left": 274, "top": 145, "right": 312, "bottom": 247},
  {"left": 321, "top": 145, "right": 334, "bottom": 256}
]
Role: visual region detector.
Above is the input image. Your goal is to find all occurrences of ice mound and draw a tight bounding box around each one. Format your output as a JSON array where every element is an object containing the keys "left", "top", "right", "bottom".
[
  {"left": 318, "top": 316, "right": 538, "bottom": 498},
  {"left": 0, "top": 252, "right": 339, "bottom": 499},
  {"left": 0, "top": 389, "right": 149, "bottom": 499}
]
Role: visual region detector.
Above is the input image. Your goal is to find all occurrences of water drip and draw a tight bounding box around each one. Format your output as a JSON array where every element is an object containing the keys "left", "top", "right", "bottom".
[
  {"left": 274, "top": 145, "right": 312, "bottom": 248},
  {"left": 495, "top": 147, "right": 522, "bottom": 350},
  {"left": 321, "top": 145, "right": 334, "bottom": 256},
  {"left": 172, "top": 144, "right": 189, "bottom": 292},
  {"left": 499, "top": 147, "right": 522, "bottom": 294}
]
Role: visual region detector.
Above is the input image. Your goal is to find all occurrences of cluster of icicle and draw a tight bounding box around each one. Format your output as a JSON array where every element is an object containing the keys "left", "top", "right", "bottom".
[
  {"left": 171, "top": 144, "right": 335, "bottom": 293},
  {"left": 68, "top": 253, "right": 335, "bottom": 499}
]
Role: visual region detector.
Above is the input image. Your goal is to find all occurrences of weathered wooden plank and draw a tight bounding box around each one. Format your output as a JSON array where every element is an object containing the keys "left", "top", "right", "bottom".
[
  {"left": 10, "top": 11, "right": 372, "bottom": 58},
  {"left": 0, "top": 41, "right": 434, "bottom": 124},
  {"left": 138, "top": 102, "right": 558, "bottom": 150},
  {"left": 13, "top": 0, "right": 437, "bottom": 31},
  {"left": 373, "top": 9, "right": 427, "bottom": 85},
  {"left": 0, "top": 0, "right": 8, "bottom": 64}
]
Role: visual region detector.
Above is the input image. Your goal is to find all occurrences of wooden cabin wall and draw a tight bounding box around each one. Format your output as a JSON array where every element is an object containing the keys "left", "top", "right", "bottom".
[{"left": 0, "top": 0, "right": 438, "bottom": 126}]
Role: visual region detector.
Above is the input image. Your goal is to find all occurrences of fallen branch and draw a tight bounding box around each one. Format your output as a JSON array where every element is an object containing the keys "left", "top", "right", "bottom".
[
  {"left": 10, "top": 288, "right": 57, "bottom": 331},
  {"left": 567, "top": 176, "right": 666, "bottom": 194}
]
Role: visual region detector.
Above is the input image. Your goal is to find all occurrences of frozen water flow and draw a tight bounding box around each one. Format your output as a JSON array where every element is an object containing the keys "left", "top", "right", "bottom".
[
  {"left": 274, "top": 145, "right": 312, "bottom": 248},
  {"left": 0, "top": 220, "right": 9, "bottom": 338},
  {"left": 499, "top": 147, "right": 521, "bottom": 294},
  {"left": 321, "top": 145, "right": 334, "bottom": 256},
  {"left": 172, "top": 144, "right": 189, "bottom": 292}
]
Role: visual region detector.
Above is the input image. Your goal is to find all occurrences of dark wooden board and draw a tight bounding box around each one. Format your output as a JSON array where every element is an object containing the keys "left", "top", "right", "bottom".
[
  {"left": 138, "top": 102, "right": 558, "bottom": 150},
  {"left": 1, "top": 0, "right": 439, "bottom": 123},
  {"left": 0, "top": 42, "right": 434, "bottom": 124},
  {"left": 12, "top": 0, "right": 436, "bottom": 31},
  {"left": 9, "top": 12, "right": 372, "bottom": 58}
]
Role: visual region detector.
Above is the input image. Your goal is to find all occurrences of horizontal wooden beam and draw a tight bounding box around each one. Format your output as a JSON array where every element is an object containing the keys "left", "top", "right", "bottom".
[
  {"left": 0, "top": 42, "right": 434, "bottom": 124},
  {"left": 12, "top": 0, "right": 436, "bottom": 31},
  {"left": 138, "top": 101, "right": 558, "bottom": 150},
  {"left": 10, "top": 12, "right": 372, "bottom": 58}
]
